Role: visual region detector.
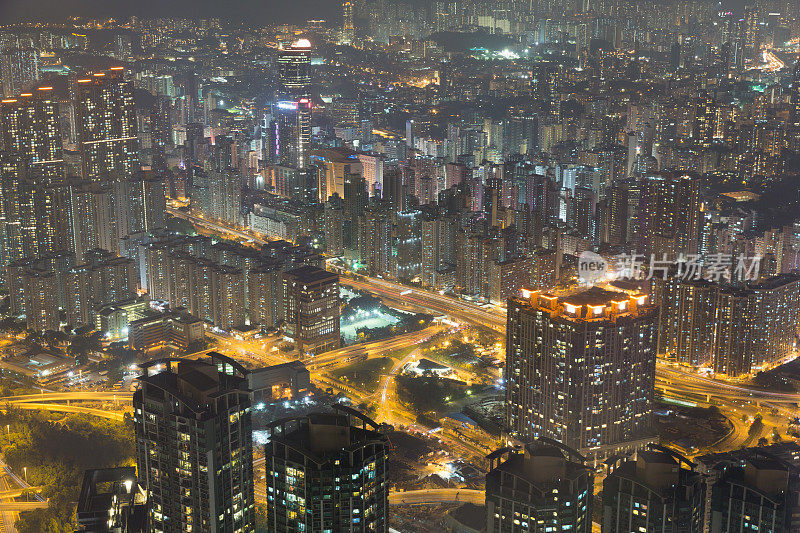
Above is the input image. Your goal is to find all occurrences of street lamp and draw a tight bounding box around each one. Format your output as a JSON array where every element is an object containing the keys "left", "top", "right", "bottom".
[{"left": 23, "top": 467, "right": 27, "bottom": 501}]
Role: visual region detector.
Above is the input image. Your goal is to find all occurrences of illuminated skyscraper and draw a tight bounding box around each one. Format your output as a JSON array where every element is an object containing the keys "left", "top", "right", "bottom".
[
  {"left": 264, "top": 407, "right": 388, "bottom": 533},
  {"left": 0, "top": 86, "right": 63, "bottom": 185},
  {"left": 342, "top": 1, "right": 355, "bottom": 44},
  {"left": 637, "top": 172, "right": 702, "bottom": 259},
  {"left": 791, "top": 55, "right": 800, "bottom": 129},
  {"left": 603, "top": 446, "right": 706, "bottom": 533},
  {"left": 0, "top": 89, "right": 70, "bottom": 265},
  {"left": 486, "top": 441, "right": 593, "bottom": 533},
  {"left": 270, "top": 99, "right": 313, "bottom": 170},
  {"left": 505, "top": 287, "right": 657, "bottom": 459},
  {"left": 278, "top": 39, "right": 312, "bottom": 97},
  {"left": 73, "top": 67, "right": 139, "bottom": 181},
  {"left": 282, "top": 265, "right": 340, "bottom": 355},
  {"left": 0, "top": 48, "right": 40, "bottom": 98},
  {"left": 692, "top": 90, "right": 715, "bottom": 147},
  {"left": 134, "top": 354, "right": 255, "bottom": 533},
  {"left": 270, "top": 40, "right": 313, "bottom": 173}
]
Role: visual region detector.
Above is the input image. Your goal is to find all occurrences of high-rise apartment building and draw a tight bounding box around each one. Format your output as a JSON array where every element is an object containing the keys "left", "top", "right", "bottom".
[
  {"left": 283, "top": 265, "right": 340, "bottom": 355},
  {"left": 485, "top": 440, "right": 593, "bottom": 533},
  {"left": 134, "top": 354, "right": 255, "bottom": 533},
  {"left": 637, "top": 172, "right": 702, "bottom": 259},
  {"left": 708, "top": 452, "right": 800, "bottom": 532},
  {"left": 0, "top": 86, "right": 63, "bottom": 184},
  {"left": 73, "top": 68, "right": 139, "bottom": 181},
  {"left": 394, "top": 208, "right": 422, "bottom": 280},
  {"left": 75, "top": 467, "right": 148, "bottom": 532},
  {"left": 505, "top": 287, "right": 657, "bottom": 459},
  {"left": 358, "top": 204, "right": 391, "bottom": 276},
  {"left": 791, "top": 56, "right": 800, "bottom": 129},
  {"left": 693, "top": 90, "right": 716, "bottom": 147},
  {"left": 0, "top": 88, "right": 71, "bottom": 265},
  {"left": 264, "top": 407, "right": 389, "bottom": 533},
  {"left": 603, "top": 445, "right": 706, "bottom": 532},
  {"left": 0, "top": 49, "right": 40, "bottom": 98},
  {"left": 23, "top": 267, "right": 60, "bottom": 332},
  {"left": 654, "top": 273, "right": 800, "bottom": 377},
  {"left": 64, "top": 253, "right": 139, "bottom": 328}
]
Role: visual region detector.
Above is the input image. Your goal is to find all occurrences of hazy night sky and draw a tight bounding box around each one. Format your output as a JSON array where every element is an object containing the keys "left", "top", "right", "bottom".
[
  {"left": 0, "top": 0, "right": 343, "bottom": 25},
  {"left": 1, "top": 0, "right": 747, "bottom": 25}
]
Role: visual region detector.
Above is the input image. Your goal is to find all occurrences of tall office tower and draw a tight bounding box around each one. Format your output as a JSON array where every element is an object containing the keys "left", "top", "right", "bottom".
[
  {"left": 603, "top": 445, "right": 706, "bottom": 532},
  {"left": 342, "top": 1, "right": 355, "bottom": 44},
  {"left": 271, "top": 39, "right": 312, "bottom": 173},
  {"left": 358, "top": 205, "right": 391, "bottom": 276},
  {"left": 278, "top": 39, "right": 312, "bottom": 97},
  {"left": 134, "top": 355, "right": 255, "bottom": 533},
  {"left": 708, "top": 451, "right": 800, "bottom": 532},
  {"left": 0, "top": 49, "right": 40, "bottom": 98},
  {"left": 505, "top": 288, "right": 657, "bottom": 459},
  {"left": 692, "top": 90, "right": 716, "bottom": 147},
  {"left": 343, "top": 172, "right": 368, "bottom": 252},
  {"left": 282, "top": 265, "right": 340, "bottom": 355},
  {"left": 271, "top": 99, "right": 313, "bottom": 172},
  {"left": 75, "top": 467, "right": 148, "bottom": 532},
  {"left": 74, "top": 68, "right": 139, "bottom": 181},
  {"left": 637, "top": 172, "right": 702, "bottom": 259},
  {"left": 22, "top": 268, "right": 60, "bottom": 332},
  {"left": 485, "top": 440, "right": 593, "bottom": 533},
  {"left": 265, "top": 407, "right": 389, "bottom": 533},
  {"left": 791, "top": 56, "right": 800, "bottom": 129}
]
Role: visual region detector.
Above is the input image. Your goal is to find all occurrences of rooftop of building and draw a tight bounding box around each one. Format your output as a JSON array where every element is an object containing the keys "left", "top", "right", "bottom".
[
  {"left": 76, "top": 467, "right": 147, "bottom": 531},
  {"left": 136, "top": 354, "right": 249, "bottom": 413},
  {"left": 283, "top": 264, "right": 338, "bottom": 283},
  {"left": 515, "top": 286, "right": 652, "bottom": 322},
  {"left": 268, "top": 408, "right": 387, "bottom": 465},
  {"left": 751, "top": 273, "right": 800, "bottom": 290},
  {"left": 488, "top": 441, "right": 591, "bottom": 488}
]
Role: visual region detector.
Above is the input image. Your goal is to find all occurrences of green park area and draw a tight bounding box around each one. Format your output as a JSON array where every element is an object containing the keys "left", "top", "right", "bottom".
[
  {"left": 0, "top": 408, "right": 134, "bottom": 533},
  {"left": 396, "top": 374, "right": 471, "bottom": 416}
]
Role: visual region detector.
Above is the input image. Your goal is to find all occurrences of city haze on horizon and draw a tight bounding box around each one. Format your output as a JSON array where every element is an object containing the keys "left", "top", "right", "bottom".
[{"left": 0, "top": 0, "right": 750, "bottom": 24}]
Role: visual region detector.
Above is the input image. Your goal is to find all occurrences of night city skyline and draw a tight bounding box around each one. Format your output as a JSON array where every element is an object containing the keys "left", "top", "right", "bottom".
[{"left": 0, "top": 0, "right": 799, "bottom": 531}]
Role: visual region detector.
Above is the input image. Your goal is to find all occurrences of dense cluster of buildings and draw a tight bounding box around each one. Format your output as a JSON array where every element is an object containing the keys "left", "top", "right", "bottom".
[
  {"left": 2, "top": 0, "right": 800, "bottom": 530},
  {"left": 485, "top": 440, "right": 800, "bottom": 533},
  {"left": 1, "top": 1, "right": 799, "bottom": 357}
]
